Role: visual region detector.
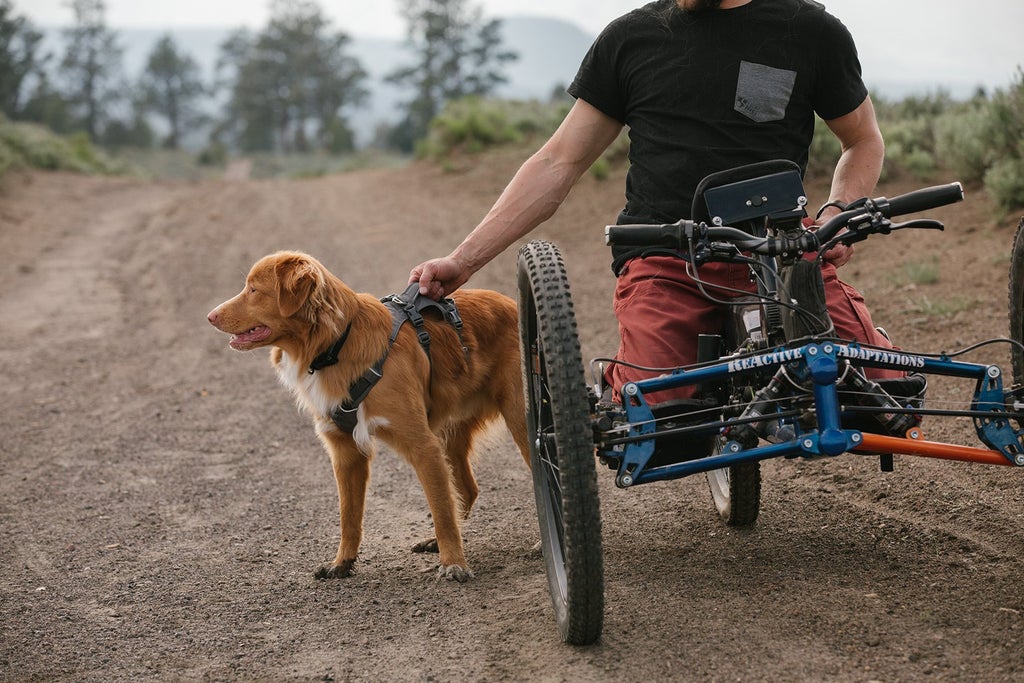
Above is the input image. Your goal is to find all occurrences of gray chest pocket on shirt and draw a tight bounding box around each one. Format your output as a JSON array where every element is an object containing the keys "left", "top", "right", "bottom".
[{"left": 734, "top": 61, "right": 797, "bottom": 123}]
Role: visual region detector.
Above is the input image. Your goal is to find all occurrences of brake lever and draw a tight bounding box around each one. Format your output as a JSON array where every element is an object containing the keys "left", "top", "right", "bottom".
[
  {"left": 822, "top": 216, "right": 946, "bottom": 254},
  {"left": 887, "top": 218, "right": 945, "bottom": 232}
]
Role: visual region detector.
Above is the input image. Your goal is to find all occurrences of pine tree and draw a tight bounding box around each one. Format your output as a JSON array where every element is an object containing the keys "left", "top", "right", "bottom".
[
  {"left": 214, "top": 0, "right": 367, "bottom": 154},
  {"left": 58, "top": 0, "right": 124, "bottom": 140},
  {"left": 0, "top": 0, "right": 50, "bottom": 119},
  {"left": 387, "top": 0, "right": 517, "bottom": 151},
  {"left": 139, "top": 34, "right": 208, "bottom": 149}
]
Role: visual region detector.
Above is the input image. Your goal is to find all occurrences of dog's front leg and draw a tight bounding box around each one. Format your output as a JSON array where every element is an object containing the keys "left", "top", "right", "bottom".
[{"left": 314, "top": 435, "right": 371, "bottom": 580}]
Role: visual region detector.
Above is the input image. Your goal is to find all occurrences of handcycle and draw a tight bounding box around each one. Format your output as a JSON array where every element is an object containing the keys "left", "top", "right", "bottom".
[{"left": 516, "top": 159, "right": 1024, "bottom": 645}]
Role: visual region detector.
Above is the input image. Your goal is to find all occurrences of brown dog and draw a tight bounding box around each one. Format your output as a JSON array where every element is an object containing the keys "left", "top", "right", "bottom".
[{"left": 207, "top": 251, "right": 529, "bottom": 581}]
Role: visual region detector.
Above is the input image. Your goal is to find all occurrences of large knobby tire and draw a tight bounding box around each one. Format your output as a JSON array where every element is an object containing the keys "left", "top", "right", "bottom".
[
  {"left": 1010, "top": 218, "right": 1024, "bottom": 385},
  {"left": 517, "top": 240, "right": 604, "bottom": 646},
  {"left": 705, "top": 445, "right": 761, "bottom": 527}
]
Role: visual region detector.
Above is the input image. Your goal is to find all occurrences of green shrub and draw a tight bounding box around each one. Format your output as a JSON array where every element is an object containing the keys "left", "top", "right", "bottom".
[
  {"left": 900, "top": 148, "right": 938, "bottom": 179},
  {"left": 422, "top": 97, "right": 524, "bottom": 159},
  {"left": 0, "top": 139, "right": 16, "bottom": 175},
  {"left": 420, "top": 96, "right": 571, "bottom": 161},
  {"left": 984, "top": 158, "right": 1024, "bottom": 209},
  {"left": 934, "top": 106, "right": 991, "bottom": 182},
  {"left": 884, "top": 116, "right": 933, "bottom": 154},
  {"left": 69, "top": 132, "right": 105, "bottom": 170},
  {"left": 585, "top": 127, "right": 631, "bottom": 180},
  {"left": 981, "top": 69, "right": 1024, "bottom": 209},
  {"left": 589, "top": 156, "right": 610, "bottom": 181},
  {"left": 807, "top": 116, "right": 841, "bottom": 177},
  {"left": 984, "top": 75, "right": 1024, "bottom": 155},
  {"left": 0, "top": 117, "right": 125, "bottom": 176},
  {"left": 880, "top": 114, "right": 945, "bottom": 180},
  {"left": 903, "top": 255, "right": 941, "bottom": 285},
  {"left": 910, "top": 294, "right": 970, "bottom": 317},
  {"left": 197, "top": 141, "right": 228, "bottom": 167}
]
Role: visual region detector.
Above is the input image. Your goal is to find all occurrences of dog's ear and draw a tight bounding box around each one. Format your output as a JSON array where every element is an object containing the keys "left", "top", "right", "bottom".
[{"left": 274, "top": 255, "right": 317, "bottom": 318}]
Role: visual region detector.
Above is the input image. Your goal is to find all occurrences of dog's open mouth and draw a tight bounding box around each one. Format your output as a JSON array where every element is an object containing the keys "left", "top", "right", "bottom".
[{"left": 229, "top": 325, "right": 272, "bottom": 349}]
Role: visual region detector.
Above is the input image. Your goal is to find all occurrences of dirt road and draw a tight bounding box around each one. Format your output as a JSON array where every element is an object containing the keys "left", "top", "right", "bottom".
[{"left": 2, "top": 157, "right": 1023, "bottom": 682}]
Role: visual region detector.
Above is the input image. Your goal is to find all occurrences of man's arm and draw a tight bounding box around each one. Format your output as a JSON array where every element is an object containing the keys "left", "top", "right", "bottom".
[
  {"left": 411, "top": 99, "right": 624, "bottom": 298},
  {"left": 819, "top": 95, "right": 885, "bottom": 267}
]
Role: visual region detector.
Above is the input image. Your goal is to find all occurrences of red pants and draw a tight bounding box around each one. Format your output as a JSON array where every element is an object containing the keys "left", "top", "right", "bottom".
[{"left": 607, "top": 255, "right": 901, "bottom": 403}]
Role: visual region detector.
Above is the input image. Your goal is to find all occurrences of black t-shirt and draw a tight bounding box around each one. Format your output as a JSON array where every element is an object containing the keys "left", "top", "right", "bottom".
[{"left": 568, "top": 0, "right": 868, "bottom": 271}]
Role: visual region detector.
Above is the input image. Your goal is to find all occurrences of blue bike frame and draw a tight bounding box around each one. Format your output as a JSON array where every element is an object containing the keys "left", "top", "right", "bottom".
[{"left": 602, "top": 341, "right": 1024, "bottom": 488}]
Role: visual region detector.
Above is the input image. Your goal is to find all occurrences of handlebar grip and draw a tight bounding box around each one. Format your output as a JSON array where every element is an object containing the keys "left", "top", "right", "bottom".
[
  {"left": 882, "top": 182, "right": 964, "bottom": 218},
  {"left": 605, "top": 222, "right": 687, "bottom": 248}
]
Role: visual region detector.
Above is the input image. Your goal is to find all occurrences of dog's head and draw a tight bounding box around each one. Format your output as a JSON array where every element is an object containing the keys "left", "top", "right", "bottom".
[{"left": 207, "top": 251, "right": 339, "bottom": 352}]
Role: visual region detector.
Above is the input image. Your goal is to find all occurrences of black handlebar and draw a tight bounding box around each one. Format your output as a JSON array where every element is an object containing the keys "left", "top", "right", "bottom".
[
  {"left": 874, "top": 182, "right": 964, "bottom": 219},
  {"left": 605, "top": 181, "right": 965, "bottom": 256},
  {"left": 605, "top": 222, "right": 694, "bottom": 249}
]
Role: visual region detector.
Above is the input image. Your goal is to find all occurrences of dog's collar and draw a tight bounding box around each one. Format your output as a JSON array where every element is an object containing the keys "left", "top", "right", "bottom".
[{"left": 308, "top": 322, "right": 353, "bottom": 374}]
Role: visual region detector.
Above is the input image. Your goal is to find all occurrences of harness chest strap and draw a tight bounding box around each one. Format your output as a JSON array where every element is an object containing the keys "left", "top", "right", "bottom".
[
  {"left": 311, "top": 283, "right": 466, "bottom": 433},
  {"left": 328, "top": 353, "right": 388, "bottom": 432}
]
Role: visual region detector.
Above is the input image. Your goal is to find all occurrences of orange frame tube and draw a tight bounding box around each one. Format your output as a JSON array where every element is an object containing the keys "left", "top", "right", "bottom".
[{"left": 853, "top": 432, "right": 1015, "bottom": 466}]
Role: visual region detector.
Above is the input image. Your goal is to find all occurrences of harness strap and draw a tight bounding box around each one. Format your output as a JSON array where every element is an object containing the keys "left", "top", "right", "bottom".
[
  {"left": 382, "top": 284, "right": 432, "bottom": 358},
  {"left": 329, "top": 352, "right": 388, "bottom": 433},
  {"left": 323, "top": 283, "right": 467, "bottom": 434},
  {"left": 329, "top": 297, "right": 406, "bottom": 433},
  {"left": 380, "top": 283, "right": 468, "bottom": 360}
]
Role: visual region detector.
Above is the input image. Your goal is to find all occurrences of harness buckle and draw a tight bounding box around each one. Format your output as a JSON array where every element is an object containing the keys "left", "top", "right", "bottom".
[{"left": 444, "top": 302, "right": 464, "bottom": 330}]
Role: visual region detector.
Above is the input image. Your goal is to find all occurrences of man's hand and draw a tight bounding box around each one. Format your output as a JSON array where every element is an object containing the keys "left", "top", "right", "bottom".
[
  {"left": 821, "top": 240, "right": 854, "bottom": 268},
  {"left": 814, "top": 207, "right": 855, "bottom": 268},
  {"left": 409, "top": 256, "right": 470, "bottom": 300}
]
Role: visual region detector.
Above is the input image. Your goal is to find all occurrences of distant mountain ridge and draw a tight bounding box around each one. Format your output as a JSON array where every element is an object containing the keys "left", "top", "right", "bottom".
[{"left": 40, "top": 16, "right": 595, "bottom": 146}]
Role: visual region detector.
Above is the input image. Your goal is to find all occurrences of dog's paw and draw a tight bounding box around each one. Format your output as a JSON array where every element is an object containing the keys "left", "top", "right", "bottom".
[
  {"left": 436, "top": 564, "right": 474, "bottom": 583},
  {"left": 314, "top": 559, "right": 355, "bottom": 580},
  {"left": 411, "top": 538, "right": 439, "bottom": 554}
]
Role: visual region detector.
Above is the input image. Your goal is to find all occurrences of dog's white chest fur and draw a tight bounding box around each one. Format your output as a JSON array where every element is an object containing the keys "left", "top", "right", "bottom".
[
  {"left": 274, "top": 352, "right": 337, "bottom": 416},
  {"left": 273, "top": 351, "right": 389, "bottom": 453}
]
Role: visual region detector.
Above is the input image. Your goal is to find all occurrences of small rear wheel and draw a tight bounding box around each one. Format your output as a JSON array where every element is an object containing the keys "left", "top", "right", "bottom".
[
  {"left": 517, "top": 240, "right": 604, "bottom": 646},
  {"left": 705, "top": 440, "right": 761, "bottom": 527},
  {"left": 1009, "top": 217, "right": 1024, "bottom": 385}
]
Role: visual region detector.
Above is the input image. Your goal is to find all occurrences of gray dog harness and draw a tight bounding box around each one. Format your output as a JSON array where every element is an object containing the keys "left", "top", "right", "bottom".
[{"left": 307, "top": 283, "right": 465, "bottom": 433}]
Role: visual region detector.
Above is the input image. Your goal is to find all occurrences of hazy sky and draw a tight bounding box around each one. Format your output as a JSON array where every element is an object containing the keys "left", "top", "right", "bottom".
[{"left": 15, "top": 1, "right": 1024, "bottom": 93}]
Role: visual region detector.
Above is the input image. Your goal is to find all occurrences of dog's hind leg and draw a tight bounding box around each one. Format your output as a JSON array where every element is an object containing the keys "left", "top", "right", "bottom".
[
  {"left": 443, "top": 418, "right": 481, "bottom": 518},
  {"left": 498, "top": 381, "right": 531, "bottom": 469},
  {"left": 314, "top": 434, "right": 372, "bottom": 580}
]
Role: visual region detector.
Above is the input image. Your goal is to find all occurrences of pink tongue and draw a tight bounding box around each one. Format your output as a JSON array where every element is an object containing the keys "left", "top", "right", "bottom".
[{"left": 232, "top": 325, "right": 271, "bottom": 346}]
